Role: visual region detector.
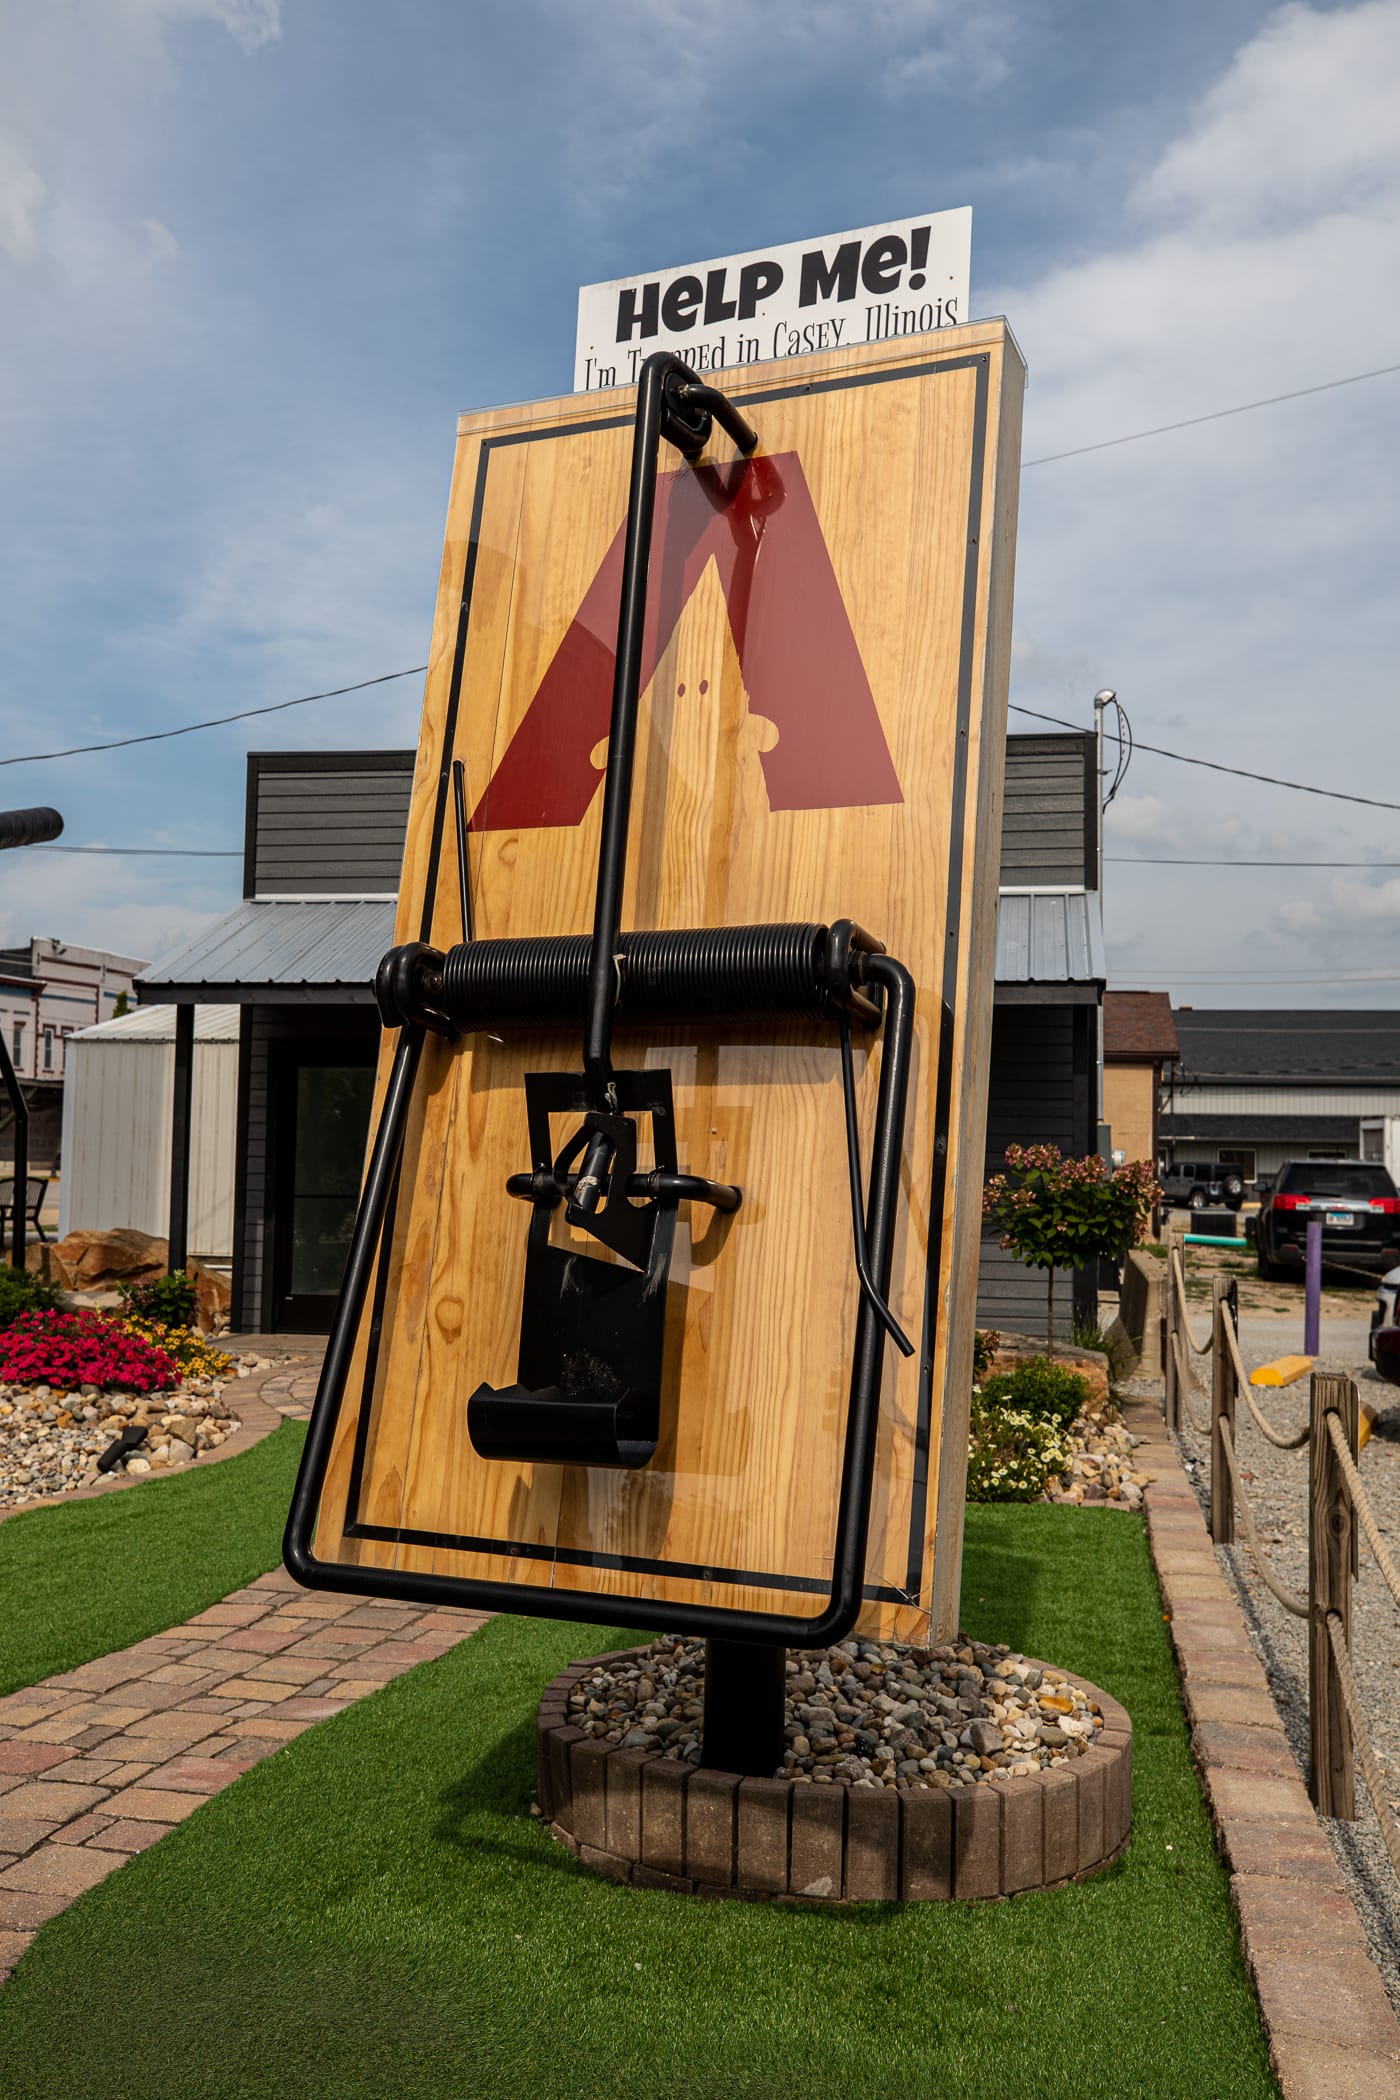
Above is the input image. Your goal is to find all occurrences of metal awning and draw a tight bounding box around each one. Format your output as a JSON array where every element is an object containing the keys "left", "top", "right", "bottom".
[
  {"left": 134, "top": 897, "right": 396, "bottom": 1006},
  {"left": 136, "top": 886, "right": 1102, "bottom": 1008},
  {"left": 995, "top": 889, "right": 1105, "bottom": 1004}
]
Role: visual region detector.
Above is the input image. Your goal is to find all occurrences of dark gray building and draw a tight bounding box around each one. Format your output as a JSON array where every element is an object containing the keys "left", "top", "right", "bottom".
[
  {"left": 136, "top": 752, "right": 412, "bottom": 1332},
  {"left": 975, "top": 732, "right": 1105, "bottom": 1341},
  {"left": 137, "top": 733, "right": 1102, "bottom": 1339}
]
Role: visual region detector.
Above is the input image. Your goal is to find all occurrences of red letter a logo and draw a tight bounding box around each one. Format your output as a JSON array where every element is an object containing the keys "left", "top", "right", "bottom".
[{"left": 470, "top": 451, "right": 902, "bottom": 831}]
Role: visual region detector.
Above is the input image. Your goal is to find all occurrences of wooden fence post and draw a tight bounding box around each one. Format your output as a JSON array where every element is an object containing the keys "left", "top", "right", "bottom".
[
  {"left": 1309, "top": 1370, "right": 1358, "bottom": 1819},
  {"left": 1209, "top": 1276, "right": 1235, "bottom": 1545},
  {"left": 1163, "top": 1225, "right": 1179, "bottom": 1431}
]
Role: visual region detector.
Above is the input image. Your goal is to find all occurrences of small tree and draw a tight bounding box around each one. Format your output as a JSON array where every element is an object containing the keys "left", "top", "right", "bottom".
[{"left": 983, "top": 1143, "right": 1160, "bottom": 1356}]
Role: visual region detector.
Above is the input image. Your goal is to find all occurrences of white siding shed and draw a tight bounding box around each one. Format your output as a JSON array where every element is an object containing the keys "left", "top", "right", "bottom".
[{"left": 58, "top": 1005, "right": 238, "bottom": 1257}]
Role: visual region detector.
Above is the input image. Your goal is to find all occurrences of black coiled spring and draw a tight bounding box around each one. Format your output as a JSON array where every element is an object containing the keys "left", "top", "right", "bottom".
[{"left": 439, "top": 922, "right": 830, "bottom": 1029}]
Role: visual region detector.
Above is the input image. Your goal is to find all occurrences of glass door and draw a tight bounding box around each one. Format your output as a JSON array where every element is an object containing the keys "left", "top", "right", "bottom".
[{"left": 272, "top": 1052, "right": 375, "bottom": 1331}]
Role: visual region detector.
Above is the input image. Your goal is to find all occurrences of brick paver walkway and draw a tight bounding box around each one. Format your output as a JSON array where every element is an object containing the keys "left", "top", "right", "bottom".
[{"left": 0, "top": 1567, "right": 488, "bottom": 1979}]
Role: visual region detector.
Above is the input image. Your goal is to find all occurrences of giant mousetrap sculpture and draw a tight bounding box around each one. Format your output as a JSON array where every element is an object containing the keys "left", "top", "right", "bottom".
[{"left": 285, "top": 322, "right": 1024, "bottom": 1661}]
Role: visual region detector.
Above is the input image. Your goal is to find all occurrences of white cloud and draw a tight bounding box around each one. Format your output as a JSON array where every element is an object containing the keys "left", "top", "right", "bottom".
[
  {"left": 546, "top": 0, "right": 1020, "bottom": 212},
  {"left": 1279, "top": 875, "right": 1400, "bottom": 933},
  {"left": 1141, "top": 0, "right": 1400, "bottom": 232},
  {"left": 0, "top": 859, "right": 219, "bottom": 972},
  {"left": 0, "top": 0, "right": 282, "bottom": 275},
  {"left": 140, "top": 218, "right": 180, "bottom": 268},
  {"left": 101, "top": 0, "right": 282, "bottom": 57},
  {"left": 0, "top": 128, "right": 46, "bottom": 263},
  {"left": 992, "top": 0, "right": 1400, "bottom": 1004}
]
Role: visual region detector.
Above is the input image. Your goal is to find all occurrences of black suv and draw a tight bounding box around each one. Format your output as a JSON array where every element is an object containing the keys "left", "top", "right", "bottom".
[
  {"left": 1255, "top": 1159, "right": 1400, "bottom": 1281},
  {"left": 1159, "top": 1161, "right": 1246, "bottom": 1211}
]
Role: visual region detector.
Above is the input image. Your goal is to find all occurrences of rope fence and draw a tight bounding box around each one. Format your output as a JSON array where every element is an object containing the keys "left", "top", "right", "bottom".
[
  {"left": 1162, "top": 1226, "right": 1400, "bottom": 1871},
  {"left": 1214, "top": 1417, "right": 1309, "bottom": 1617},
  {"left": 1326, "top": 1613, "right": 1400, "bottom": 1879}
]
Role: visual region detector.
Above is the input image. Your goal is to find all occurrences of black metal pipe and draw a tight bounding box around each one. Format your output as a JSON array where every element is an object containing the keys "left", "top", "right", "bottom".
[
  {"left": 701, "top": 1638, "right": 787, "bottom": 1776},
  {"left": 581, "top": 355, "right": 671, "bottom": 1102},
  {"left": 817, "top": 953, "right": 917, "bottom": 1640},
  {"left": 282, "top": 956, "right": 918, "bottom": 1650},
  {"left": 0, "top": 1030, "right": 28, "bottom": 1272},
  {"left": 451, "top": 758, "right": 473, "bottom": 942},
  {"left": 506, "top": 1167, "right": 741, "bottom": 1214},
  {"left": 167, "top": 1002, "right": 194, "bottom": 1272},
  {"left": 582, "top": 353, "right": 759, "bottom": 1103},
  {"left": 673, "top": 382, "right": 758, "bottom": 458},
  {"left": 283, "top": 1025, "right": 425, "bottom": 1577},
  {"left": 840, "top": 1017, "right": 915, "bottom": 1357},
  {"left": 0, "top": 808, "right": 63, "bottom": 852}
]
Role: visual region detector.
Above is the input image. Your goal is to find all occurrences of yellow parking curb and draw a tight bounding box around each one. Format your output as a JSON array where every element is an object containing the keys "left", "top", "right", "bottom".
[{"left": 1250, "top": 1355, "right": 1312, "bottom": 1388}]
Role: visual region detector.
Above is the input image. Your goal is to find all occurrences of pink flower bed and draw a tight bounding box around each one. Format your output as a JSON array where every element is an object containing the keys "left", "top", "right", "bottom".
[{"left": 0, "top": 1310, "right": 177, "bottom": 1393}]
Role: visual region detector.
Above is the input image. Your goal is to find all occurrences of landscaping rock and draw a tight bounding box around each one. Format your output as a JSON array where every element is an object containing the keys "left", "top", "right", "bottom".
[
  {"left": 188, "top": 1258, "right": 232, "bottom": 1336},
  {"left": 50, "top": 1227, "right": 168, "bottom": 1291},
  {"left": 566, "top": 1634, "right": 1105, "bottom": 1791},
  {"left": 0, "top": 1338, "right": 250, "bottom": 1510}
]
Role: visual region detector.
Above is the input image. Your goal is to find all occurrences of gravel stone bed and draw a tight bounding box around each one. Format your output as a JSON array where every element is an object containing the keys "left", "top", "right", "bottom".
[
  {"left": 0, "top": 1365, "right": 257, "bottom": 1512},
  {"left": 1049, "top": 1399, "right": 1148, "bottom": 1509},
  {"left": 1162, "top": 1343, "right": 1400, "bottom": 2016},
  {"left": 568, "top": 1632, "right": 1107, "bottom": 1790}
]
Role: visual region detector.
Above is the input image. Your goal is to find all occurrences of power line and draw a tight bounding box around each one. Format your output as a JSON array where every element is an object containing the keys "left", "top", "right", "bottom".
[
  {"left": 0, "top": 666, "right": 428, "bottom": 769},
  {"left": 33, "top": 845, "right": 240, "bottom": 857},
  {"left": 1011, "top": 703, "right": 1400, "bottom": 812},
  {"left": 1121, "top": 970, "right": 1400, "bottom": 983},
  {"left": 1107, "top": 857, "right": 1400, "bottom": 869},
  {"left": 2, "top": 357, "right": 1395, "bottom": 779},
  {"left": 1021, "top": 360, "right": 1400, "bottom": 468}
]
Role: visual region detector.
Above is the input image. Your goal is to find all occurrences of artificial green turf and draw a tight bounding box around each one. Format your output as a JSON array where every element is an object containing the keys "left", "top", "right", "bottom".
[
  {"left": 0, "top": 1419, "right": 306, "bottom": 1696},
  {"left": 0, "top": 1503, "right": 1276, "bottom": 2100}
]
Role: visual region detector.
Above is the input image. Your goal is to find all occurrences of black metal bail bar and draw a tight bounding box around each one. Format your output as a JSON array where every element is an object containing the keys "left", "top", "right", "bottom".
[{"left": 583, "top": 353, "right": 758, "bottom": 1106}]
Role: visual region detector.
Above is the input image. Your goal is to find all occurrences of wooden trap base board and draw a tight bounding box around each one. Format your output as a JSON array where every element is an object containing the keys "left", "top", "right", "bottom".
[{"left": 307, "top": 319, "right": 1025, "bottom": 1642}]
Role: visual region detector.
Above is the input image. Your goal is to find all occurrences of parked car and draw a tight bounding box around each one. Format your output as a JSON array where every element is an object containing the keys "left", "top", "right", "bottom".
[
  {"left": 1159, "top": 1160, "right": 1247, "bottom": 1211},
  {"left": 1255, "top": 1159, "right": 1400, "bottom": 1282},
  {"left": 1372, "top": 1321, "right": 1400, "bottom": 1386},
  {"left": 1368, "top": 1264, "right": 1400, "bottom": 1362}
]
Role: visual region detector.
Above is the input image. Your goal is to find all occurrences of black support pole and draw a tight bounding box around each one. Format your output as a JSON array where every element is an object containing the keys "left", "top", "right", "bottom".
[
  {"left": 168, "top": 1002, "right": 194, "bottom": 1272},
  {"left": 0, "top": 1032, "right": 28, "bottom": 1272},
  {"left": 700, "top": 1638, "right": 787, "bottom": 1778}
]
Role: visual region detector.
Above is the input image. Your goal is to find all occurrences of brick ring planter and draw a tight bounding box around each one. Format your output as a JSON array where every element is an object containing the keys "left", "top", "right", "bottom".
[{"left": 536, "top": 1650, "right": 1132, "bottom": 1902}]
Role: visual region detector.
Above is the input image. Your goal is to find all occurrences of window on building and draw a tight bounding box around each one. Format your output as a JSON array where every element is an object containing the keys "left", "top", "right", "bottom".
[
  {"left": 42, "top": 1027, "right": 53, "bottom": 1072},
  {"left": 10, "top": 1022, "right": 22, "bottom": 1069},
  {"left": 1218, "top": 1147, "right": 1256, "bottom": 1183}
]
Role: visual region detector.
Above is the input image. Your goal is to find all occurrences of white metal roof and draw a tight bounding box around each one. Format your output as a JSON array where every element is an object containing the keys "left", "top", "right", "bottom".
[
  {"left": 995, "top": 889, "right": 1105, "bottom": 984},
  {"left": 72, "top": 1003, "right": 241, "bottom": 1044},
  {"left": 131, "top": 888, "right": 1100, "bottom": 1001},
  {"left": 135, "top": 897, "right": 395, "bottom": 999}
]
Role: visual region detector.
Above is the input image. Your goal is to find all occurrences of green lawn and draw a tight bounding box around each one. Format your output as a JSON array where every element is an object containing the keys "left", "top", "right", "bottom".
[
  {"left": 0, "top": 1420, "right": 307, "bottom": 1696},
  {"left": 0, "top": 1503, "right": 1276, "bottom": 2100}
]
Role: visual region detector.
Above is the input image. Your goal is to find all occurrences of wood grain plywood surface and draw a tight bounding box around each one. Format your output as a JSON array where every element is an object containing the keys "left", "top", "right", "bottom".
[{"left": 308, "top": 319, "right": 1024, "bottom": 1641}]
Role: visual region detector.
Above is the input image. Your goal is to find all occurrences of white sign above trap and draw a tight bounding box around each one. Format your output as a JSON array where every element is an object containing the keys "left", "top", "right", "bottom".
[{"left": 573, "top": 207, "right": 972, "bottom": 394}]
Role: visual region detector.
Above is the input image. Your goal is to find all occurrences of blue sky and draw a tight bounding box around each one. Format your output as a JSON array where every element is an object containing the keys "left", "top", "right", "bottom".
[{"left": 2, "top": 0, "right": 1398, "bottom": 1003}]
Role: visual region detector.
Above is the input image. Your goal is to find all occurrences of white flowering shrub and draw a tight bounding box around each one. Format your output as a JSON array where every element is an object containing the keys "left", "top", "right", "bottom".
[{"left": 966, "top": 1389, "right": 1071, "bottom": 1503}]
